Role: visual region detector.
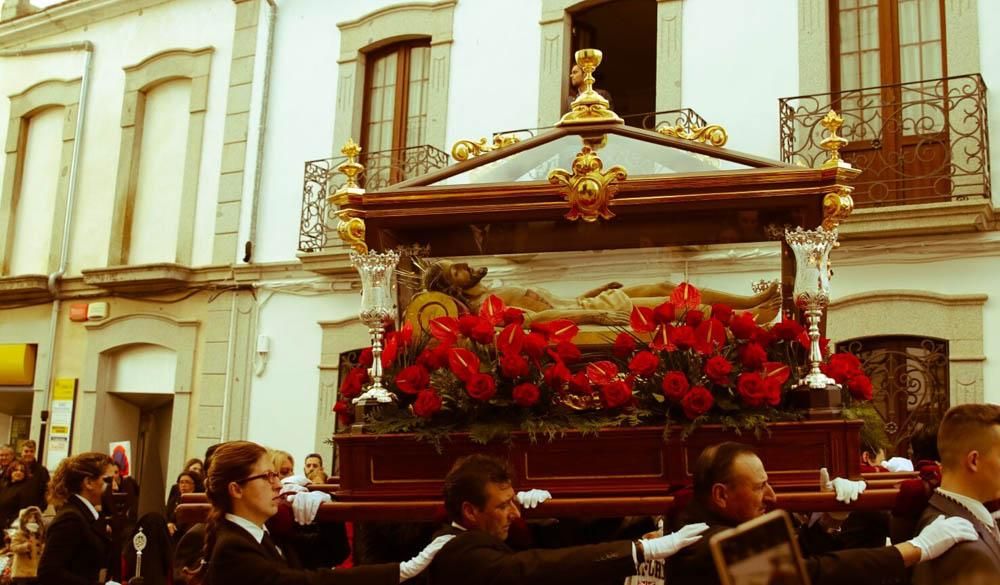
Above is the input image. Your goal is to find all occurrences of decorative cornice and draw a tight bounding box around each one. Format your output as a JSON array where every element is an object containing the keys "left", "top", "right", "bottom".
[
  {"left": 839, "top": 199, "right": 993, "bottom": 240},
  {"left": 0, "top": 0, "right": 171, "bottom": 47},
  {"left": 336, "top": 0, "right": 456, "bottom": 31},
  {"left": 830, "top": 290, "right": 988, "bottom": 310}
]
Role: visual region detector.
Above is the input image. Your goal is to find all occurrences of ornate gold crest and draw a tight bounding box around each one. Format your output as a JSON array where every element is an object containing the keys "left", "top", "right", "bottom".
[{"left": 548, "top": 145, "right": 627, "bottom": 222}]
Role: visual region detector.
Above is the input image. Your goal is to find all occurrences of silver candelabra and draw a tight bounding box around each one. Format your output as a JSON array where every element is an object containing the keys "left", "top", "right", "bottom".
[
  {"left": 350, "top": 248, "right": 400, "bottom": 404},
  {"left": 785, "top": 226, "right": 839, "bottom": 390}
]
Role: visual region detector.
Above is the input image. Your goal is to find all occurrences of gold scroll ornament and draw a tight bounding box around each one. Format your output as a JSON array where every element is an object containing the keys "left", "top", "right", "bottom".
[
  {"left": 548, "top": 145, "right": 627, "bottom": 222},
  {"left": 657, "top": 124, "right": 728, "bottom": 147},
  {"left": 822, "top": 186, "right": 854, "bottom": 231},
  {"left": 329, "top": 139, "right": 368, "bottom": 253},
  {"left": 451, "top": 133, "right": 521, "bottom": 162}
]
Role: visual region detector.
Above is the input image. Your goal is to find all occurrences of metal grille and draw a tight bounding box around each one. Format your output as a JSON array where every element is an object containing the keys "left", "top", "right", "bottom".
[{"left": 836, "top": 336, "right": 949, "bottom": 455}]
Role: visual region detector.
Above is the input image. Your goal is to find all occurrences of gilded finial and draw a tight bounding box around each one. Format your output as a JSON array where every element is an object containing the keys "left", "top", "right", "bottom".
[
  {"left": 326, "top": 138, "right": 368, "bottom": 253},
  {"left": 557, "top": 49, "right": 623, "bottom": 127},
  {"left": 335, "top": 138, "right": 365, "bottom": 196},
  {"left": 819, "top": 110, "right": 851, "bottom": 169}
]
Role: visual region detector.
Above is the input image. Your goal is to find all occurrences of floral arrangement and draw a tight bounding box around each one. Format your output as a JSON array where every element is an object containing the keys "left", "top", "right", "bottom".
[{"left": 334, "top": 283, "right": 874, "bottom": 442}]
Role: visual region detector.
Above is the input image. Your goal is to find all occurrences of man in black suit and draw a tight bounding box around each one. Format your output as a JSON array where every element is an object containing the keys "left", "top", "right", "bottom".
[
  {"left": 666, "top": 442, "right": 977, "bottom": 585},
  {"left": 19, "top": 440, "right": 49, "bottom": 509},
  {"left": 426, "top": 454, "right": 708, "bottom": 585},
  {"left": 913, "top": 403, "right": 1000, "bottom": 584}
]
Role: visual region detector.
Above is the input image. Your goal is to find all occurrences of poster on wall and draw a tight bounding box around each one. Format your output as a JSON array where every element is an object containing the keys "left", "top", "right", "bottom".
[
  {"left": 45, "top": 378, "right": 77, "bottom": 470},
  {"left": 109, "top": 441, "right": 132, "bottom": 477}
]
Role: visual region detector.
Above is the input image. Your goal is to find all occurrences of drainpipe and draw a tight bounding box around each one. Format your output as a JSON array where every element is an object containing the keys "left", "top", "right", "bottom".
[
  {"left": 243, "top": 0, "right": 277, "bottom": 263},
  {"left": 0, "top": 41, "right": 93, "bottom": 462}
]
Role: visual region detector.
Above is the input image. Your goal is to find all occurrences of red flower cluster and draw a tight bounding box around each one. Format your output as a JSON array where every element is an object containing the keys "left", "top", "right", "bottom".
[{"left": 821, "top": 352, "right": 873, "bottom": 401}]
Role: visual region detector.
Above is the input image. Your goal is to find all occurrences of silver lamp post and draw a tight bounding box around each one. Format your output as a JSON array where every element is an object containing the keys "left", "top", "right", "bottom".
[
  {"left": 350, "top": 248, "right": 401, "bottom": 404},
  {"left": 785, "top": 225, "right": 839, "bottom": 390}
]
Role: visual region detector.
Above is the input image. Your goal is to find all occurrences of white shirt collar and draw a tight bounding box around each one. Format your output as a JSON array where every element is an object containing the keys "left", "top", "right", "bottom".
[
  {"left": 225, "top": 513, "right": 267, "bottom": 544},
  {"left": 936, "top": 487, "right": 996, "bottom": 529},
  {"left": 73, "top": 494, "right": 99, "bottom": 520}
]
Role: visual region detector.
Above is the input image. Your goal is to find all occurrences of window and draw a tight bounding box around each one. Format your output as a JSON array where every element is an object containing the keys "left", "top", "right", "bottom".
[
  {"left": 835, "top": 335, "right": 949, "bottom": 455},
  {"left": 361, "top": 40, "right": 431, "bottom": 187},
  {"left": 830, "top": 0, "right": 949, "bottom": 204}
]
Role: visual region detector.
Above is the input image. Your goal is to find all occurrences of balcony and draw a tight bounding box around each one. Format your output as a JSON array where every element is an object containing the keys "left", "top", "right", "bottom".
[
  {"left": 779, "top": 74, "right": 992, "bottom": 237},
  {"left": 299, "top": 144, "right": 448, "bottom": 254}
]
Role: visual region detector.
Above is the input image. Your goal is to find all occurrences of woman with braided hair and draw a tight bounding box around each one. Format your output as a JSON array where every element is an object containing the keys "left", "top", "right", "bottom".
[
  {"left": 185, "top": 441, "right": 453, "bottom": 585},
  {"left": 37, "top": 451, "right": 116, "bottom": 585}
]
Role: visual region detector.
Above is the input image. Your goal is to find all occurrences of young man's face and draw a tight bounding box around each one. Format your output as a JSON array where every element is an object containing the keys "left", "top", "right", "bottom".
[
  {"left": 304, "top": 456, "right": 322, "bottom": 476},
  {"left": 20, "top": 444, "right": 35, "bottom": 463},
  {"left": 463, "top": 481, "right": 521, "bottom": 541}
]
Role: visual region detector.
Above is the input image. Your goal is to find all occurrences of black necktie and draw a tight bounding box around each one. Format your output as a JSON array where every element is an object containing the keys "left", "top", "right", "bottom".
[{"left": 261, "top": 532, "right": 285, "bottom": 562}]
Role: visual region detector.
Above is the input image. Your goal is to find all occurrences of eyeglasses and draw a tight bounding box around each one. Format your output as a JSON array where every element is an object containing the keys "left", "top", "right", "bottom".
[{"left": 235, "top": 471, "right": 280, "bottom": 485}]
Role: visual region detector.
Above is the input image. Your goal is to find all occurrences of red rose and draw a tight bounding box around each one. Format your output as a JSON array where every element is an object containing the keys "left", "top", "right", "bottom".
[
  {"left": 600, "top": 380, "right": 633, "bottom": 408},
  {"left": 628, "top": 351, "right": 660, "bottom": 377},
  {"left": 847, "top": 373, "right": 873, "bottom": 401},
  {"left": 459, "top": 315, "right": 494, "bottom": 344},
  {"left": 568, "top": 372, "right": 591, "bottom": 395},
  {"left": 333, "top": 399, "right": 352, "bottom": 426},
  {"left": 543, "top": 361, "right": 571, "bottom": 391},
  {"left": 704, "top": 355, "right": 733, "bottom": 386},
  {"left": 552, "top": 341, "right": 582, "bottom": 364},
  {"left": 660, "top": 371, "right": 690, "bottom": 402},
  {"left": 612, "top": 332, "right": 637, "bottom": 359},
  {"left": 339, "top": 367, "right": 368, "bottom": 399},
  {"left": 512, "top": 383, "right": 541, "bottom": 407},
  {"left": 394, "top": 365, "right": 430, "bottom": 395},
  {"left": 737, "top": 372, "right": 768, "bottom": 407},
  {"left": 522, "top": 332, "right": 548, "bottom": 359},
  {"left": 466, "top": 373, "right": 496, "bottom": 401},
  {"left": 358, "top": 348, "right": 374, "bottom": 368},
  {"left": 771, "top": 318, "right": 804, "bottom": 342},
  {"left": 822, "top": 353, "right": 863, "bottom": 385},
  {"left": 764, "top": 377, "right": 783, "bottom": 407},
  {"left": 711, "top": 304, "right": 733, "bottom": 325},
  {"left": 729, "top": 312, "right": 758, "bottom": 340},
  {"left": 681, "top": 386, "right": 714, "bottom": 419},
  {"left": 500, "top": 352, "right": 530, "bottom": 379},
  {"left": 685, "top": 310, "right": 705, "bottom": 327},
  {"left": 739, "top": 343, "right": 768, "bottom": 371},
  {"left": 417, "top": 343, "right": 450, "bottom": 370},
  {"left": 412, "top": 390, "right": 442, "bottom": 418},
  {"left": 653, "top": 302, "right": 675, "bottom": 325},
  {"left": 752, "top": 327, "right": 775, "bottom": 348},
  {"left": 503, "top": 307, "right": 525, "bottom": 325},
  {"left": 381, "top": 332, "right": 399, "bottom": 367},
  {"left": 669, "top": 325, "right": 697, "bottom": 350}
]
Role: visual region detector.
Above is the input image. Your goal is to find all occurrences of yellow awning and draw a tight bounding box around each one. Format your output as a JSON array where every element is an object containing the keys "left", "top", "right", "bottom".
[{"left": 0, "top": 344, "right": 36, "bottom": 386}]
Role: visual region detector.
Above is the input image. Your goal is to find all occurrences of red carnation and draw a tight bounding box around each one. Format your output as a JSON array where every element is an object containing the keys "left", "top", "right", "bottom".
[
  {"left": 568, "top": 372, "right": 591, "bottom": 395},
  {"left": 612, "top": 332, "right": 637, "bottom": 358},
  {"left": 771, "top": 318, "right": 804, "bottom": 342},
  {"left": 339, "top": 367, "right": 368, "bottom": 399},
  {"left": 711, "top": 304, "right": 733, "bottom": 325},
  {"left": 522, "top": 332, "right": 548, "bottom": 359},
  {"left": 394, "top": 365, "right": 430, "bottom": 395},
  {"left": 737, "top": 372, "right": 769, "bottom": 407},
  {"left": 739, "top": 342, "right": 768, "bottom": 371},
  {"left": 553, "top": 341, "right": 582, "bottom": 364},
  {"left": 669, "top": 325, "right": 697, "bottom": 350},
  {"left": 846, "top": 373, "right": 873, "bottom": 401},
  {"left": 600, "top": 381, "right": 633, "bottom": 408},
  {"left": 628, "top": 351, "right": 660, "bottom": 377},
  {"left": 681, "top": 386, "right": 714, "bottom": 420},
  {"left": 500, "top": 352, "right": 530, "bottom": 379},
  {"left": 413, "top": 390, "right": 442, "bottom": 418},
  {"left": 660, "top": 371, "right": 690, "bottom": 402},
  {"left": 685, "top": 310, "right": 705, "bottom": 327},
  {"left": 358, "top": 347, "right": 374, "bottom": 368},
  {"left": 512, "top": 383, "right": 541, "bottom": 407},
  {"left": 466, "top": 373, "right": 496, "bottom": 401},
  {"left": 729, "top": 312, "right": 758, "bottom": 340},
  {"left": 704, "top": 355, "right": 733, "bottom": 386}
]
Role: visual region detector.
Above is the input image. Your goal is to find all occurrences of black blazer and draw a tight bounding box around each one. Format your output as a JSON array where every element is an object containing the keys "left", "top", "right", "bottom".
[
  {"left": 912, "top": 491, "right": 1000, "bottom": 584},
  {"left": 37, "top": 495, "right": 110, "bottom": 585},
  {"left": 0, "top": 479, "right": 35, "bottom": 529},
  {"left": 666, "top": 501, "right": 908, "bottom": 585},
  {"left": 426, "top": 525, "right": 638, "bottom": 585},
  {"left": 206, "top": 518, "right": 399, "bottom": 585}
]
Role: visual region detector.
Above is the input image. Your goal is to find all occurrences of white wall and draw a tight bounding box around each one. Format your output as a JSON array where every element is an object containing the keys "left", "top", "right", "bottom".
[
  {"left": 978, "top": 0, "right": 1000, "bottom": 204},
  {"left": 129, "top": 78, "right": 191, "bottom": 265},
  {"left": 10, "top": 106, "right": 62, "bottom": 275},
  {"left": 681, "top": 0, "right": 799, "bottom": 159},
  {"left": 0, "top": 0, "right": 235, "bottom": 273},
  {"left": 110, "top": 344, "right": 177, "bottom": 394}
]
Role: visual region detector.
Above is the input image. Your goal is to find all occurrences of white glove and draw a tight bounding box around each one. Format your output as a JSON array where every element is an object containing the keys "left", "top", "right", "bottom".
[
  {"left": 399, "top": 534, "right": 456, "bottom": 581},
  {"left": 880, "top": 457, "right": 915, "bottom": 472},
  {"left": 820, "top": 467, "right": 866, "bottom": 506},
  {"left": 288, "top": 490, "right": 331, "bottom": 525},
  {"left": 640, "top": 522, "right": 710, "bottom": 560},
  {"left": 280, "top": 474, "right": 311, "bottom": 495},
  {"left": 908, "top": 515, "right": 978, "bottom": 562},
  {"left": 992, "top": 509, "right": 1000, "bottom": 523},
  {"left": 106, "top": 581, "right": 122, "bottom": 585},
  {"left": 516, "top": 489, "right": 552, "bottom": 509}
]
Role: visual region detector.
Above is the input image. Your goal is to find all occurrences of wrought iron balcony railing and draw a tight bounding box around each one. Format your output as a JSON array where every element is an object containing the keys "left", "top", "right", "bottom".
[
  {"left": 779, "top": 74, "right": 990, "bottom": 207},
  {"left": 495, "top": 108, "right": 708, "bottom": 140},
  {"left": 299, "top": 144, "right": 448, "bottom": 253}
]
